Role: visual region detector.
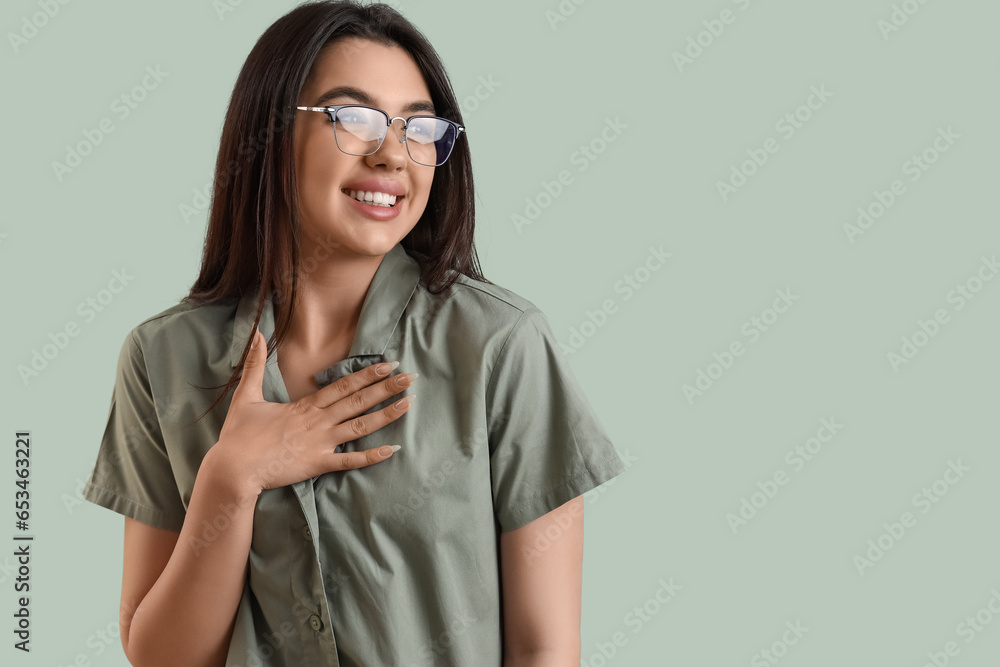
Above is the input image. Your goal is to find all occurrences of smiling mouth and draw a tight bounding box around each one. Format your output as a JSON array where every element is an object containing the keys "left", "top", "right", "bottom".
[{"left": 341, "top": 188, "right": 402, "bottom": 208}]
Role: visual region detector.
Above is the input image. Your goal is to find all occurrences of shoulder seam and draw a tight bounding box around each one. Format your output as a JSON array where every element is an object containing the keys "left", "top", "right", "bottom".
[
  {"left": 127, "top": 329, "right": 149, "bottom": 370},
  {"left": 128, "top": 328, "right": 141, "bottom": 354},
  {"left": 132, "top": 298, "right": 233, "bottom": 334},
  {"left": 444, "top": 278, "right": 533, "bottom": 313},
  {"left": 484, "top": 306, "right": 541, "bottom": 407}
]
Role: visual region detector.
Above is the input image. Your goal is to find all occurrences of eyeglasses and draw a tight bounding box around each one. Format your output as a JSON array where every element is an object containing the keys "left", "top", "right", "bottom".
[{"left": 295, "top": 104, "right": 466, "bottom": 167}]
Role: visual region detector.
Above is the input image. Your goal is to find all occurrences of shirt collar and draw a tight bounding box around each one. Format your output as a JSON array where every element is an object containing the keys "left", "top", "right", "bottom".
[{"left": 229, "top": 242, "right": 422, "bottom": 377}]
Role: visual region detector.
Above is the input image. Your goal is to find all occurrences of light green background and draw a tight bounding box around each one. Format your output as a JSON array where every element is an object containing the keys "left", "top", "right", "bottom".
[{"left": 3, "top": 0, "right": 999, "bottom": 665}]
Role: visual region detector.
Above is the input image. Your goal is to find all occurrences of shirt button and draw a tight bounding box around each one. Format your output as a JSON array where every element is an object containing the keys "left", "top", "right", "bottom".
[
  {"left": 308, "top": 614, "right": 323, "bottom": 632},
  {"left": 302, "top": 525, "right": 312, "bottom": 541}
]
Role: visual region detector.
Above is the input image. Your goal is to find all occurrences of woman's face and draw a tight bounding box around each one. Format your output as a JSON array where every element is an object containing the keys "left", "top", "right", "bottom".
[{"left": 293, "top": 37, "right": 436, "bottom": 260}]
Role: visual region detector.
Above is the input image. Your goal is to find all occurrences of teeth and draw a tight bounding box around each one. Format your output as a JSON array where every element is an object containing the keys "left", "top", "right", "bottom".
[{"left": 345, "top": 189, "right": 398, "bottom": 207}]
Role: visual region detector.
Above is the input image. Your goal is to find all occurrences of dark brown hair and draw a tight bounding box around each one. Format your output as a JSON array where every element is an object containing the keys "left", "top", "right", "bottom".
[{"left": 184, "top": 0, "right": 489, "bottom": 421}]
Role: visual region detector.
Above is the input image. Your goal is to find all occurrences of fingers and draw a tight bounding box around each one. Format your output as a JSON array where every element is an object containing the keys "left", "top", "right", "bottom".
[
  {"left": 234, "top": 329, "right": 266, "bottom": 402},
  {"left": 326, "top": 394, "right": 414, "bottom": 464},
  {"left": 334, "top": 370, "right": 417, "bottom": 424},
  {"left": 331, "top": 444, "right": 402, "bottom": 471},
  {"left": 312, "top": 360, "right": 401, "bottom": 410}
]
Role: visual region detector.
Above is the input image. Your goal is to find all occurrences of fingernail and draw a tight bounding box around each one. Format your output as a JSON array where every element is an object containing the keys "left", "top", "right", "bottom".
[
  {"left": 376, "top": 360, "right": 400, "bottom": 376},
  {"left": 394, "top": 395, "right": 414, "bottom": 410},
  {"left": 379, "top": 444, "right": 402, "bottom": 458},
  {"left": 396, "top": 371, "right": 419, "bottom": 387},
  {"left": 251, "top": 328, "right": 260, "bottom": 349}
]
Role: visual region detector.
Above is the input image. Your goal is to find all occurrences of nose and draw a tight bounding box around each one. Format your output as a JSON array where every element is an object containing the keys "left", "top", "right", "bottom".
[
  {"left": 368, "top": 117, "right": 409, "bottom": 168},
  {"left": 387, "top": 117, "right": 407, "bottom": 144}
]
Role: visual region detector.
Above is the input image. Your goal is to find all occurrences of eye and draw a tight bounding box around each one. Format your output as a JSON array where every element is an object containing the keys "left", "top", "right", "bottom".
[
  {"left": 407, "top": 120, "right": 433, "bottom": 139},
  {"left": 338, "top": 110, "right": 362, "bottom": 124}
]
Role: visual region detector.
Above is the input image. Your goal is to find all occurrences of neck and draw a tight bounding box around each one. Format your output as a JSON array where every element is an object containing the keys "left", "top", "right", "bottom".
[{"left": 285, "top": 242, "right": 384, "bottom": 356}]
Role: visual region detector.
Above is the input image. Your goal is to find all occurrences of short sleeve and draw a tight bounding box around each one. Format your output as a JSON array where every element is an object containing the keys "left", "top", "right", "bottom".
[
  {"left": 82, "top": 331, "right": 186, "bottom": 532},
  {"left": 486, "top": 307, "right": 626, "bottom": 532}
]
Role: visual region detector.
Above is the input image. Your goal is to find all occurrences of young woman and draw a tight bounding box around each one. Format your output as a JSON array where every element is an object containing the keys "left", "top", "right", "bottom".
[{"left": 82, "top": 2, "right": 626, "bottom": 665}]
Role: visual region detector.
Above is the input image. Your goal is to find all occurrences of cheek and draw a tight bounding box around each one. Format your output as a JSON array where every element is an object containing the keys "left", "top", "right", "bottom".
[
  {"left": 299, "top": 145, "right": 346, "bottom": 209},
  {"left": 417, "top": 171, "right": 436, "bottom": 204}
]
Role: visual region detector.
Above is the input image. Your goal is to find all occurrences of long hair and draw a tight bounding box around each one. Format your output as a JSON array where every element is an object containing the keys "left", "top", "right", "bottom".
[{"left": 185, "top": 0, "right": 487, "bottom": 421}]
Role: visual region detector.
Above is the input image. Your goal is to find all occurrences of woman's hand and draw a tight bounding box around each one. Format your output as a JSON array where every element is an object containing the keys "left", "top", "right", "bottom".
[{"left": 210, "top": 328, "right": 416, "bottom": 497}]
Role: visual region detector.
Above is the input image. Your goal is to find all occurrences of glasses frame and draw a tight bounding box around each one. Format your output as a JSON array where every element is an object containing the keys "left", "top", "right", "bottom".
[{"left": 295, "top": 104, "right": 466, "bottom": 167}]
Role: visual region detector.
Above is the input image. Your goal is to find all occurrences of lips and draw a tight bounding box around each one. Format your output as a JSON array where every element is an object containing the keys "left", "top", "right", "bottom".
[
  {"left": 341, "top": 188, "right": 403, "bottom": 221},
  {"left": 341, "top": 188, "right": 401, "bottom": 207},
  {"left": 341, "top": 179, "right": 406, "bottom": 197}
]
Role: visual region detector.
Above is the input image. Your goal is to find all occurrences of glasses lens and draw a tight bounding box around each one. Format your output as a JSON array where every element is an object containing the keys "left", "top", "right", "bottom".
[
  {"left": 333, "top": 106, "right": 386, "bottom": 155},
  {"left": 406, "top": 117, "right": 458, "bottom": 166}
]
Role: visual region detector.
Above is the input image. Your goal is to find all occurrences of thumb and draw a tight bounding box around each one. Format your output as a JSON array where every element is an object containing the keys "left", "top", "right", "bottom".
[{"left": 235, "top": 328, "right": 266, "bottom": 401}]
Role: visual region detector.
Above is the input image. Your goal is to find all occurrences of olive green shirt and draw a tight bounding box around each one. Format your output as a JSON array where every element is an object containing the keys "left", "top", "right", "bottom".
[{"left": 83, "top": 242, "right": 626, "bottom": 666}]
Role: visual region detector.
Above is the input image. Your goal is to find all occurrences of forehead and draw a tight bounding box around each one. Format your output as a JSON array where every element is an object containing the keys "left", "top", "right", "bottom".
[{"left": 304, "top": 37, "right": 432, "bottom": 107}]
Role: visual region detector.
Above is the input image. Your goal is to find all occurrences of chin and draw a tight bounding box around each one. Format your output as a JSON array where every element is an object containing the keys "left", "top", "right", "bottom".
[{"left": 336, "top": 228, "right": 411, "bottom": 258}]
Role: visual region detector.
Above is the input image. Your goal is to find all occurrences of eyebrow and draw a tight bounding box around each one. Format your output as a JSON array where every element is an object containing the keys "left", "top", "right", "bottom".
[{"left": 315, "top": 86, "right": 436, "bottom": 115}]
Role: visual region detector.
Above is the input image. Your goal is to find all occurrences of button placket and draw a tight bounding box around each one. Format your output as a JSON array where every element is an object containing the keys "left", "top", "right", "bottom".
[
  {"left": 288, "top": 480, "right": 340, "bottom": 663},
  {"left": 308, "top": 613, "right": 324, "bottom": 632}
]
